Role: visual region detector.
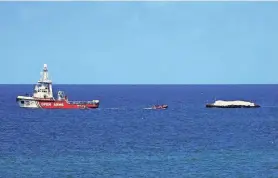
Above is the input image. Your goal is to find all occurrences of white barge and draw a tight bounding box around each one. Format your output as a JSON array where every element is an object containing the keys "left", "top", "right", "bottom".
[{"left": 206, "top": 100, "right": 260, "bottom": 108}]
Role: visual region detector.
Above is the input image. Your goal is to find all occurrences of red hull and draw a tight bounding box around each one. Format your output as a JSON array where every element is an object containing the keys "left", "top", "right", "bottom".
[{"left": 37, "top": 100, "right": 99, "bottom": 109}]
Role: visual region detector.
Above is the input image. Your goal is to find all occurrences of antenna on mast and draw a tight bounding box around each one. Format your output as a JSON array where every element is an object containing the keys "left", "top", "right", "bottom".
[{"left": 43, "top": 64, "right": 48, "bottom": 71}]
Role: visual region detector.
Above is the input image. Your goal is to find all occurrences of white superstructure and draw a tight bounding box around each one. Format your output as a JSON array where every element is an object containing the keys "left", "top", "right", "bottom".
[
  {"left": 33, "top": 64, "right": 54, "bottom": 99},
  {"left": 16, "top": 64, "right": 54, "bottom": 108}
]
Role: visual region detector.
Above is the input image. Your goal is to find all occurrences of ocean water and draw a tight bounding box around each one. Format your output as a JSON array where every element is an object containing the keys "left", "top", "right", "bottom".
[{"left": 1, "top": 84, "right": 278, "bottom": 178}]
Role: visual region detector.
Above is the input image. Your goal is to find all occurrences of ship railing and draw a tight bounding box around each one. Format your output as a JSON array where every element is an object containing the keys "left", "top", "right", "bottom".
[{"left": 68, "top": 101, "right": 98, "bottom": 104}]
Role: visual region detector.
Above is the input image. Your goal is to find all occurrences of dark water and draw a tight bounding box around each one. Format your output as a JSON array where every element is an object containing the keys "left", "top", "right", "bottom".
[{"left": 1, "top": 84, "right": 278, "bottom": 177}]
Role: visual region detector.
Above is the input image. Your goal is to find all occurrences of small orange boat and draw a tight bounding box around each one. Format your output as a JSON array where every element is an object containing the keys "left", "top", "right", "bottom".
[{"left": 152, "top": 104, "right": 168, "bottom": 110}]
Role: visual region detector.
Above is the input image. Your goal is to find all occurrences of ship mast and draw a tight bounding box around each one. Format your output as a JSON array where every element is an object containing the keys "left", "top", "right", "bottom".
[{"left": 40, "top": 64, "right": 50, "bottom": 82}]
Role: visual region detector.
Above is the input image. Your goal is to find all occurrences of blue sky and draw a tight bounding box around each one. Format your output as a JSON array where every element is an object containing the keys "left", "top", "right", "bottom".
[{"left": 0, "top": 2, "right": 277, "bottom": 84}]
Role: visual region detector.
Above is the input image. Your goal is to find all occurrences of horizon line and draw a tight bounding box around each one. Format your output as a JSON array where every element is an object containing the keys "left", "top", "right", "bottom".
[{"left": 0, "top": 83, "right": 277, "bottom": 85}]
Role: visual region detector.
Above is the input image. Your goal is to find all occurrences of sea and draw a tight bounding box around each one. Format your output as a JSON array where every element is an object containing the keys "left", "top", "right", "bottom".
[{"left": 1, "top": 84, "right": 278, "bottom": 178}]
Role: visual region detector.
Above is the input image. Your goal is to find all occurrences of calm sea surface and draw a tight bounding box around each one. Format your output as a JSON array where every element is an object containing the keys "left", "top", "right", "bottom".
[{"left": 1, "top": 85, "right": 278, "bottom": 177}]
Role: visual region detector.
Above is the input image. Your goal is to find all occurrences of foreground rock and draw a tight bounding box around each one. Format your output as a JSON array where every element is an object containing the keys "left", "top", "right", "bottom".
[{"left": 206, "top": 100, "right": 260, "bottom": 108}]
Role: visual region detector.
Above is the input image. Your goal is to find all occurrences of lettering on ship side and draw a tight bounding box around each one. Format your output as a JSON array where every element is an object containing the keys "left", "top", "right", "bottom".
[
  {"left": 54, "top": 103, "right": 64, "bottom": 107},
  {"left": 40, "top": 102, "right": 52, "bottom": 106},
  {"left": 77, "top": 105, "right": 86, "bottom": 109}
]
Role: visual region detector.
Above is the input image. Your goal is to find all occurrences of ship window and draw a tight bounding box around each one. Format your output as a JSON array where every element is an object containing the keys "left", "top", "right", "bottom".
[{"left": 21, "top": 101, "right": 24, "bottom": 104}]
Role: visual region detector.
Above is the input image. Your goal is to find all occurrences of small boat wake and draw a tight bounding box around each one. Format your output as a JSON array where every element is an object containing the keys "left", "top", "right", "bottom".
[
  {"left": 98, "top": 107, "right": 126, "bottom": 110},
  {"left": 143, "top": 107, "right": 153, "bottom": 110}
]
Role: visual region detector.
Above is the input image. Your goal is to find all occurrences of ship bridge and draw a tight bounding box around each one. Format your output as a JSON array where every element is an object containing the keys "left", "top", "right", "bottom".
[{"left": 33, "top": 64, "right": 54, "bottom": 99}]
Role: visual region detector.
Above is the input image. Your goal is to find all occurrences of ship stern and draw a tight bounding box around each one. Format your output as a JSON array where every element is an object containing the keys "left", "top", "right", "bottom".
[{"left": 16, "top": 96, "right": 39, "bottom": 108}]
